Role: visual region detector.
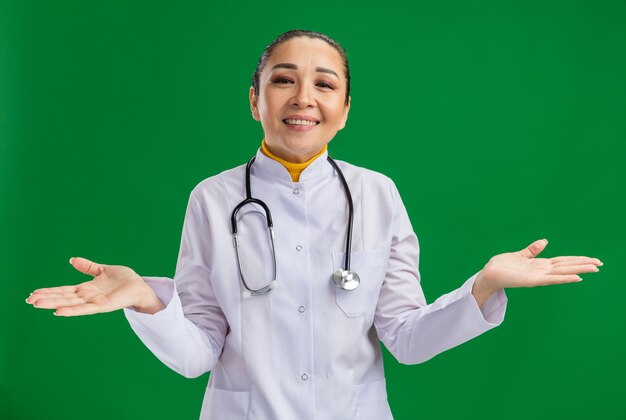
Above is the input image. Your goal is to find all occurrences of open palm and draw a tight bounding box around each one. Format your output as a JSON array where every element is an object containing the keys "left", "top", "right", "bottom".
[
  {"left": 480, "top": 239, "right": 601, "bottom": 290},
  {"left": 26, "top": 257, "right": 149, "bottom": 316}
]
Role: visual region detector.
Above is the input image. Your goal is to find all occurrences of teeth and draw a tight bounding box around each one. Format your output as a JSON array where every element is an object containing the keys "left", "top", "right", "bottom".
[{"left": 284, "top": 119, "right": 318, "bottom": 126}]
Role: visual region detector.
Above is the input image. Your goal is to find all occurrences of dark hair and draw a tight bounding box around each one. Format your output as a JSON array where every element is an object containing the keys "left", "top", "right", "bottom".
[{"left": 251, "top": 30, "right": 351, "bottom": 105}]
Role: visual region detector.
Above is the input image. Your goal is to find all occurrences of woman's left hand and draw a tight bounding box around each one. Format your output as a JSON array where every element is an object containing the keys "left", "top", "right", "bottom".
[{"left": 472, "top": 239, "right": 602, "bottom": 307}]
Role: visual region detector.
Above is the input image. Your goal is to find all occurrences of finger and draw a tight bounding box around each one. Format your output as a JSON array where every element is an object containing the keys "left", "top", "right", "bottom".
[
  {"left": 530, "top": 274, "right": 582, "bottom": 286},
  {"left": 69, "top": 257, "right": 104, "bottom": 277},
  {"left": 30, "top": 297, "right": 86, "bottom": 309},
  {"left": 519, "top": 239, "right": 549, "bottom": 259},
  {"left": 54, "top": 303, "right": 105, "bottom": 317},
  {"left": 550, "top": 264, "right": 599, "bottom": 275},
  {"left": 551, "top": 256, "right": 602, "bottom": 267},
  {"left": 31, "top": 285, "right": 77, "bottom": 294},
  {"left": 26, "top": 292, "right": 78, "bottom": 304}
]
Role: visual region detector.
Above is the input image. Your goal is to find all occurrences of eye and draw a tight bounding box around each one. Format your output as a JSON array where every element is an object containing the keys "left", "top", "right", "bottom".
[
  {"left": 316, "top": 81, "right": 335, "bottom": 89},
  {"left": 272, "top": 77, "right": 293, "bottom": 84}
]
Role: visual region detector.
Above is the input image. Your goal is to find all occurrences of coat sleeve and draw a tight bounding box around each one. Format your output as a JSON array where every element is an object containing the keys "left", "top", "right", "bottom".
[
  {"left": 374, "top": 180, "right": 507, "bottom": 365},
  {"left": 123, "top": 191, "right": 228, "bottom": 378}
]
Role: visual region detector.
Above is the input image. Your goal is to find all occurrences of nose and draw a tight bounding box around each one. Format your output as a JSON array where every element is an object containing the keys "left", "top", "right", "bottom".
[{"left": 291, "top": 81, "right": 316, "bottom": 108}]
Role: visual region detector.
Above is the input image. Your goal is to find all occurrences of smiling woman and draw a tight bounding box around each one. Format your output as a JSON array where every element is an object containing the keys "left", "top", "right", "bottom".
[{"left": 25, "top": 29, "right": 602, "bottom": 420}]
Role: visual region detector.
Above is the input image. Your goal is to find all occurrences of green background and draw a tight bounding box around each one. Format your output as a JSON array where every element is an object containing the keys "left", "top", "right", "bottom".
[{"left": 2, "top": 0, "right": 625, "bottom": 418}]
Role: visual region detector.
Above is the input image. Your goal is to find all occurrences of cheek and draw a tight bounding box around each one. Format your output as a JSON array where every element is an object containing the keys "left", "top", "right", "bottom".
[
  {"left": 257, "top": 104, "right": 275, "bottom": 127},
  {"left": 259, "top": 95, "right": 285, "bottom": 123},
  {"left": 324, "top": 102, "right": 348, "bottom": 126}
]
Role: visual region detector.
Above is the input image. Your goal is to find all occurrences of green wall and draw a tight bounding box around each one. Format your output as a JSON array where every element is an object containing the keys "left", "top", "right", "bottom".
[{"left": 2, "top": 0, "right": 624, "bottom": 418}]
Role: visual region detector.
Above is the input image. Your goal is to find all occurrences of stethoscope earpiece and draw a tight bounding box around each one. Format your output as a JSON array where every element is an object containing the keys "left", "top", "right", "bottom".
[{"left": 332, "top": 269, "right": 360, "bottom": 291}]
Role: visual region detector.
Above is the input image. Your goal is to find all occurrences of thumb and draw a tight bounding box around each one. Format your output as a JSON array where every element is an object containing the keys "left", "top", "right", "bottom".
[
  {"left": 519, "top": 239, "right": 549, "bottom": 259},
  {"left": 69, "top": 257, "right": 104, "bottom": 277}
]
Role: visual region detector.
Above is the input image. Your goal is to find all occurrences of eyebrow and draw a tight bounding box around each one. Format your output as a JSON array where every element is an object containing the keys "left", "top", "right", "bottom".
[{"left": 270, "top": 63, "right": 339, "bottom": 79}]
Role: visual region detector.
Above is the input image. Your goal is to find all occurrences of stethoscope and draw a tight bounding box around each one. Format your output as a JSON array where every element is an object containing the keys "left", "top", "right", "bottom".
[{"left": 231, "top": 155, "right": 360, "bottom": 298}]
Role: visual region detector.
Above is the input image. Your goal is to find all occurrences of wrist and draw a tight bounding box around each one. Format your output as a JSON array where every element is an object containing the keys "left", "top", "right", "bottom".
[
  {"left": 133, "top": 285, "right": 165, "bottom": 314},
  {"left": 472, "top": 271, "right": 498, "bottom": 309},
  {"left": 475, "top": 271, "right": 498, "bottom": 294}
]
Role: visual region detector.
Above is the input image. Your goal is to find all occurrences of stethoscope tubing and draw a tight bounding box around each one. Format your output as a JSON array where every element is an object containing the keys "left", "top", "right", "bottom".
[
  {"left": 326, "top": 156, "right": 354, "bottom": 272},
  {"left": 231, "top": 154, "right": 355, "bottom": 296}
]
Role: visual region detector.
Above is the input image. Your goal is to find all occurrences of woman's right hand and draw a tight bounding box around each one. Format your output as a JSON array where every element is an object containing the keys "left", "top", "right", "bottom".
[{"left": 26, "top": 257, "right": 165, "bottom": 316}]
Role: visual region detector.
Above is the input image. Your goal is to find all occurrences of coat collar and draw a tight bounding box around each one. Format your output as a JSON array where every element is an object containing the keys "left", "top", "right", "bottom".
[{"left": 251, "top": 147, "right": 333, "bottom": 183}]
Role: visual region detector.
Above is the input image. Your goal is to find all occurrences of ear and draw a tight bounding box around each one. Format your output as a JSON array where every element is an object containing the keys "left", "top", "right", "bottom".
[
  {"left": 249, "top": 86, "right": 261, "bottom": 121},
  {"left": 338, "top": 96, "right": 351, "bottom": 130}
]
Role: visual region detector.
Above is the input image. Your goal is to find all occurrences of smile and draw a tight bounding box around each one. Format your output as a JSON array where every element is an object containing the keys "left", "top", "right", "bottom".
[{"left": 283, "top": 119, "right": 320, "bottom": 126}]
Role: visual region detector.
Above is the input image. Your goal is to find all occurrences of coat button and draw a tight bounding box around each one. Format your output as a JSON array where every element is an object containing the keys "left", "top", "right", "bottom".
[
  {"left": 301, "top": 373, "right": 309, "bottom": 381},
  {"left": 298, "top": 305, "right": 305, "bottom": 313},
  {"left": 296, "top": 245, "right": 303, "bottom": 251},
  {"left": 293, "top": 188, "right": 300, "bottom": 195}
]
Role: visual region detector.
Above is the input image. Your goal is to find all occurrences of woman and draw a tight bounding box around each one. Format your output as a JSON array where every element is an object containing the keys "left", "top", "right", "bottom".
[{"left": 26, "top": 30, "right": 601, "bottom": 419}]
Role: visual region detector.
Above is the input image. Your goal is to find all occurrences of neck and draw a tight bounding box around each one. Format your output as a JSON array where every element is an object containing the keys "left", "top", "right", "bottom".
[{"left": 261, "top": 140, "right": 327, "bottom": 182}]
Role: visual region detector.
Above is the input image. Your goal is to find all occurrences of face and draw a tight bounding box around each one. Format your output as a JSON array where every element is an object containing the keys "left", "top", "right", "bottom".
[{"left": 250, "top": 37, "right": 351, "bottom": 163}]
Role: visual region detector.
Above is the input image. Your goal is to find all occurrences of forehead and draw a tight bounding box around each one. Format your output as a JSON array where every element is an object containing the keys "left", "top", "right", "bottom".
[{"left": 265, "top": 37, "right": 344, "bottom": 73}]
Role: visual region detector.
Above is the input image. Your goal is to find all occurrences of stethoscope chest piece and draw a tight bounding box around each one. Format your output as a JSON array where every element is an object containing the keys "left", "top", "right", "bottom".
[{"left": 332, "top": 269, "right": 360, "bottom": 291}]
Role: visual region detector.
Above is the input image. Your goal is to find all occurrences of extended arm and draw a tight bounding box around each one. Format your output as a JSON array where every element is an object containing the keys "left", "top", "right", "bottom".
[
  {"left": 26, "top": 191, "right": 228, "bottom": 378},
  {"left": 374, "top": 182, "right": 601, "bottom": 365}
]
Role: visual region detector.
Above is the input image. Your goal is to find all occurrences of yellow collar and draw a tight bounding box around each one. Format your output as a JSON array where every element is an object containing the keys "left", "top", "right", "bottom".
[{"left": 260, "top": 140, "right": 327, "bottom": 182}]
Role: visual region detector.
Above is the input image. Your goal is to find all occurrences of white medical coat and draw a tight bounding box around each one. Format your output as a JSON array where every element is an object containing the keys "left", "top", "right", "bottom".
[{"left": 123, "top": 149, "right": 507, "bottom": 419}]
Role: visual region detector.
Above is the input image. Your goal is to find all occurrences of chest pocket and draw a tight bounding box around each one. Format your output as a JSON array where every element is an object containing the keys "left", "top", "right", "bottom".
[{"left": 332, "top": 249, "right": 388, "bottom": 318}]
